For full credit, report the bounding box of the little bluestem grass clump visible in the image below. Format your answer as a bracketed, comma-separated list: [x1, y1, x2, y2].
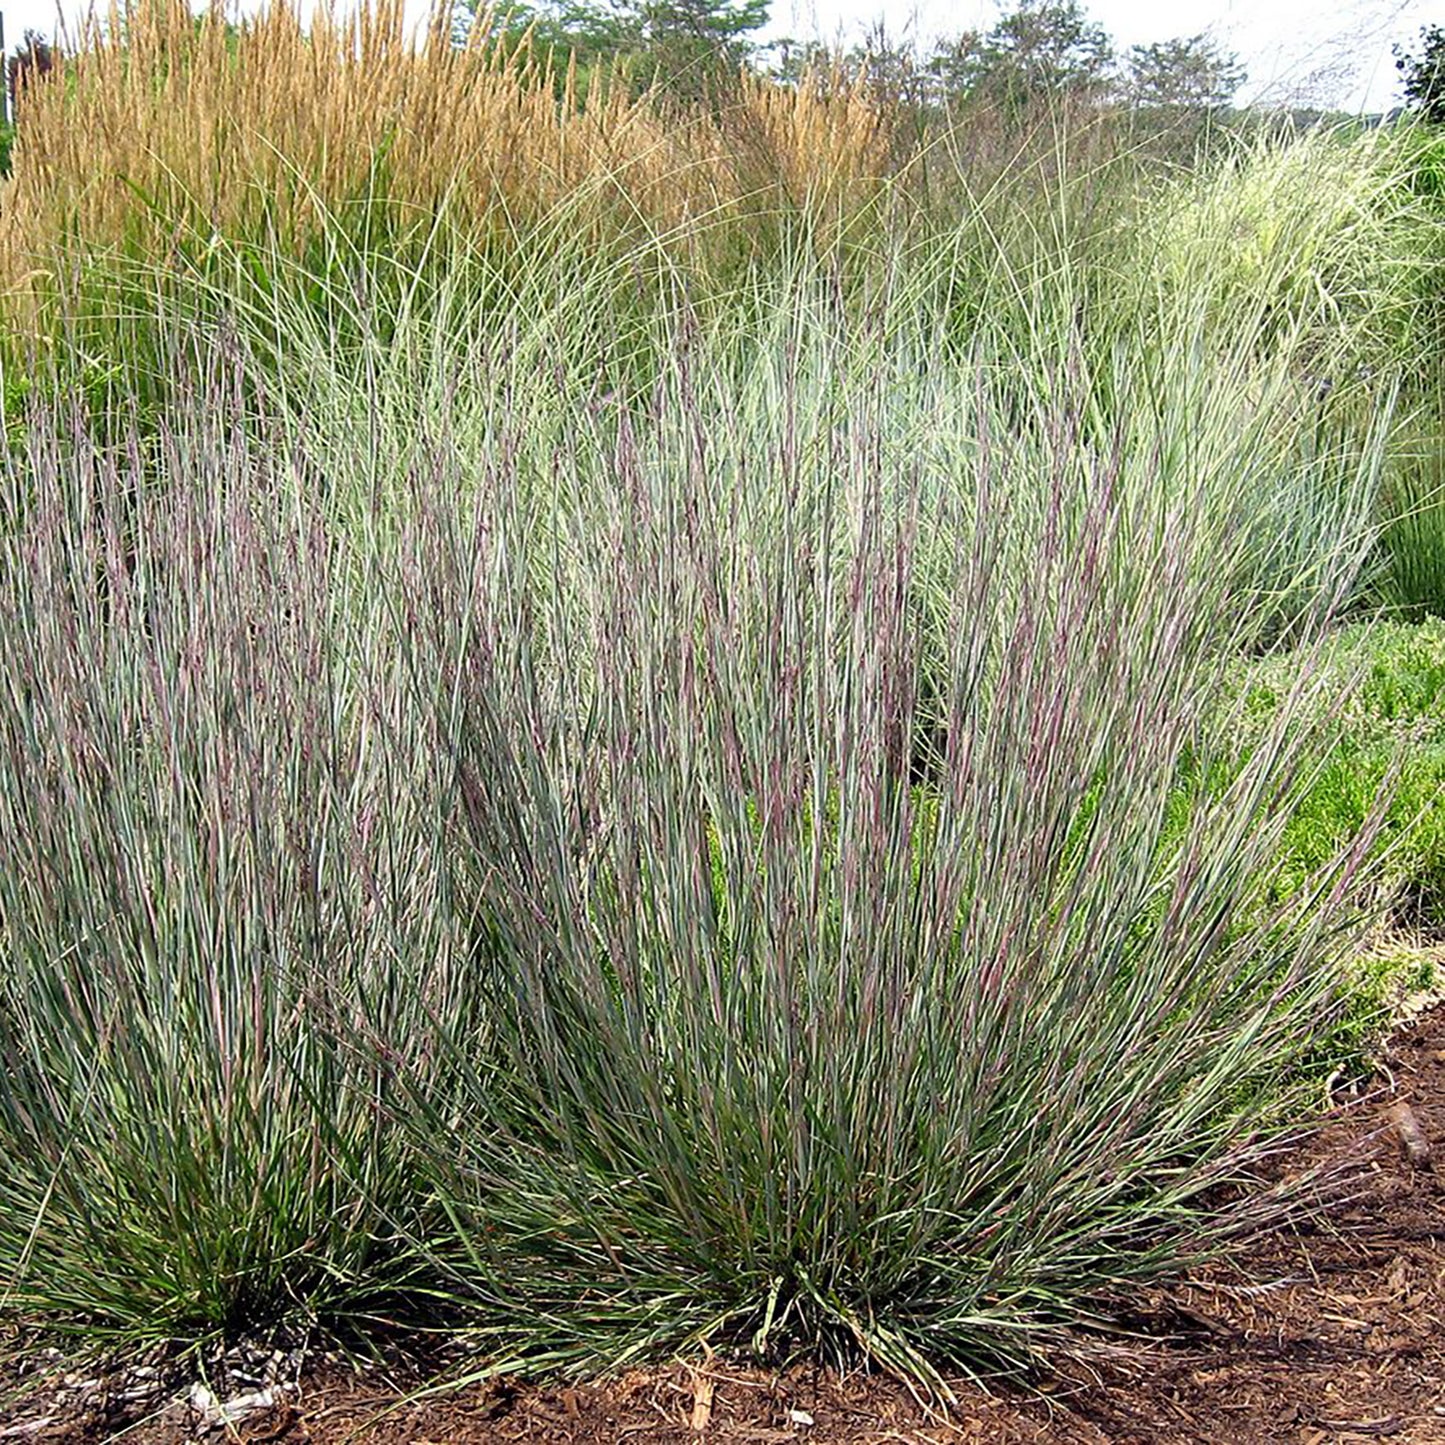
[358, 271, 1387, 1377]
[0, 371, 467, 1338]
[0, 229, 1400, 1378]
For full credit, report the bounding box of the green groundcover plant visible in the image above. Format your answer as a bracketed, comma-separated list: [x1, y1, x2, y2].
[1239, 619, 1445, 932]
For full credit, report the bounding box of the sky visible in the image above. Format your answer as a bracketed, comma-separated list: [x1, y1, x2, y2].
[0, 0, 1435, 113]
[762, 0, 1437, 111]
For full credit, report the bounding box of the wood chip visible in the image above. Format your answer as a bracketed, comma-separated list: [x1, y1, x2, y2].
[0, 1420, 56, 1439]
[1311, 1416, 1402, 1437]
[1387, 1101, 1432, 1169]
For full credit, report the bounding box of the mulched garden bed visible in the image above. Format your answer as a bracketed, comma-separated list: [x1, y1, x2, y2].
[4, 1007, 1443, 1445]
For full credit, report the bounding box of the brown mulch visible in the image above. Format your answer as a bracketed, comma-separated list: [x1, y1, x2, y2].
[3, 1009, 1444, 1445]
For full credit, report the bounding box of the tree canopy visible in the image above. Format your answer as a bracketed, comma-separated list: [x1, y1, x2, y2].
[1126, 34, 1245, 111]
[456, 0, 770, 97]
[1396, 24, 1445, 124]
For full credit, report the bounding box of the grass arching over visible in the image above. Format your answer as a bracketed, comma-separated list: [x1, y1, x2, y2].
[0, 233, 1401, 1380]
[372, 287, 1391, 1380]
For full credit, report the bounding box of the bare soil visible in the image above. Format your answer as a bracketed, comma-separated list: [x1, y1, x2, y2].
[4, 1008, 1444, 1445]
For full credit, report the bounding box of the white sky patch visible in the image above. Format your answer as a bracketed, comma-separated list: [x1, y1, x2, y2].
[763, 0, 1433, 110]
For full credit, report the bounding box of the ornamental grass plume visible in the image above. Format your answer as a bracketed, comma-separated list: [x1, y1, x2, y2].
[0, 0, 889, 311]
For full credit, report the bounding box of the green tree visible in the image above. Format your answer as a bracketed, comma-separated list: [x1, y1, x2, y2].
[451, 3, 630, 60]
[926, 30, 991, 106]
[456, 0, 768, 101]
[632, 0, 768, 98]
[769, 35, 835, 86]
[7, 29, 55, 114]
[848, 21, 930, 109]
[1396, 24, 1445, 124]
[531, 1, 638, 61]
[927, 1, 1113, 113]
[1126, 34, 1245, 111]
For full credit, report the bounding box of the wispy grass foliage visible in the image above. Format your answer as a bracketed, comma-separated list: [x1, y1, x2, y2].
[0, 249, 1393, 1373]
[286, 251, 1390, 1376]
[0, 360, 467, 1339]
[1138, 128, 1443, 386]
[1375, 387, 1445, 618]
[1122, 125, 1445, 633]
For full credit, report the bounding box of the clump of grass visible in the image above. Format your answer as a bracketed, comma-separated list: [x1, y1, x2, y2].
[1374, 389, 1445, 619]
[1117, 126, 1445, 634]
[0, 132, 1409, 1384]
[1138, 127, 1442, 384]
[0, 364, 466, 1340]
[0, 0, 908, 442]
[0, 0, 888, 316]
[352, 262, 1390, 1378]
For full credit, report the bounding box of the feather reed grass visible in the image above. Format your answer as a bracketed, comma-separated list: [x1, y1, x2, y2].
[0, 0, 888, 307]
